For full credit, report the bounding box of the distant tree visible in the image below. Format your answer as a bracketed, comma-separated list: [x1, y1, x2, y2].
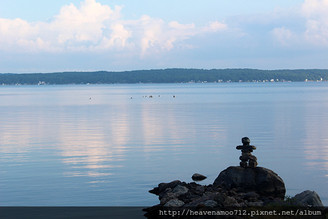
[0, 69, 327, 85]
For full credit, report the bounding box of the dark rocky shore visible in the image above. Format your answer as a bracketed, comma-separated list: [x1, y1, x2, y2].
[146, 167, 322, 209]
[144, 138, 325, 218]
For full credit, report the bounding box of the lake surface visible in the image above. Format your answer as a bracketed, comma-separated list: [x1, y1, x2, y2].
[0, 82, 327, 206]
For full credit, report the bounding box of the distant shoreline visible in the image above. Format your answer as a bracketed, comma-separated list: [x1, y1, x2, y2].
[1, 68, 328, 85]
[1, 81, 328, 87]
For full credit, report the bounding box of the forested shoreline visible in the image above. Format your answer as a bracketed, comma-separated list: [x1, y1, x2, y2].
[1, 68, 328, 85]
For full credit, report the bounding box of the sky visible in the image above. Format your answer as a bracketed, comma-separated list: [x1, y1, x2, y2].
[0, 0, 327, 73]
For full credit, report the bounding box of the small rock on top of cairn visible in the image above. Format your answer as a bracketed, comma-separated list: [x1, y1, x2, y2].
[236, 137, 258, 168]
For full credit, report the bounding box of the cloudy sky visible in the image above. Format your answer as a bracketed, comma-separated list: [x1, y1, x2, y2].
[0, 0, 327, 73]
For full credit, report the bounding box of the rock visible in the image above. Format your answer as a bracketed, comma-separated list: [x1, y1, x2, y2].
[159, 188, 172, 199]
[172, 185, 189, 196]
[192, 173, 207, 181]
[247, 201, 264, 207]
[158, 180, 182, 192]
[213, 166, 286, 199]
[164, 199, 185, 207]
[159, 185, 189, 205]
[148, 187, 159, 195]
[203, 200, 218, 208]
[145, 165, 324, 218]
[160, 192, 176, 205]
[194, 185, 205, 195]
[149, 180, 182, 195]
[292, 190, 324, 207]
[223, 196, 239, 207]
[243, 191, 260, 201]
[183, 191, 224, 207]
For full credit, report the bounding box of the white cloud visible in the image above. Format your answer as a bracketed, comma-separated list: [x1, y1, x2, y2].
[102, 23, 131, 49]
[127, 16, 226, 56]
[302, 0, 328, 45]
[0, 18, 36, 50]
[51, 0, 113, 44]
[202, 21, 227, 33]
[271, 0, 328, 47]
[271, 27, 294, 45]
[0, 0, 226, 55]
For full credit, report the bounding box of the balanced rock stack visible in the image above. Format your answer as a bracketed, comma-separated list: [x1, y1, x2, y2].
[144, 137, 324, 216]
[236, 137, 258, 168]
[215, 137, 285, 199]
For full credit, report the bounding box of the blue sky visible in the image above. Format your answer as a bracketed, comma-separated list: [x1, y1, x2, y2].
[0, 0, 327, 73]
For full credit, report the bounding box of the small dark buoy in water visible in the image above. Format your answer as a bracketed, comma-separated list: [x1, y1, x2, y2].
[192, 173, 207, 181]
[173, 95, 176, 98]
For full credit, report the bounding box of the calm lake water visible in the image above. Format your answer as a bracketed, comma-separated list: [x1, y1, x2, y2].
[0, 82, 327, 206]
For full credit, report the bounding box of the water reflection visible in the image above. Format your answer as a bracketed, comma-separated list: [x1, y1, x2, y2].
[56, 106, 130, 178]
[0, 107, 58, 158]
[1, 84, 328, 206]
[141, 105, 189, 152]
[303, 102, 328, 173]
[56, 102, 227, 174]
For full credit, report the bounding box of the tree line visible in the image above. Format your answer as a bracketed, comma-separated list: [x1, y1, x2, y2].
[0, 68, 327, 85]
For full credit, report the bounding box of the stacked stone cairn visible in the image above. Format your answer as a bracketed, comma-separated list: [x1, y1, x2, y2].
[144, 137, 324, 217]
[236, 137, 257, 168]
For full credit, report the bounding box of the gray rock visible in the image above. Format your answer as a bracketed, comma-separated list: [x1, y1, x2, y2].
[223, 196, 238, 207]
[149, 180, 181, 195]
[213, 192, 226, 205]
[184, 193, 223, 207]
[192, 173, 207, 181]
[213, 166, 285, 199]
[159, 185, 189, 204]
[245, 191, 259, 198]
[194, 185, 205, 195]
[159, 188, 172, 199]
[247, 201, 264, 207]
[164, 199, 185, 207]
[203, 200, 218, 208]
[172, 185, 189, 196]
[158, 180, 182, 193]
[292, 190, 323, 207]
[160, 192, 176, 205]
[243, 191, 260, 201]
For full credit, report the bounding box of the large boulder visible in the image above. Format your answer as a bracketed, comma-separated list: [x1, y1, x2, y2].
[213, 166, 286, 199]
[292, 190, 324, 207]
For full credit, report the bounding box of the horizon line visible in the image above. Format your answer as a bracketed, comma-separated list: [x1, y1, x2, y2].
[2, 68, 328, 75]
